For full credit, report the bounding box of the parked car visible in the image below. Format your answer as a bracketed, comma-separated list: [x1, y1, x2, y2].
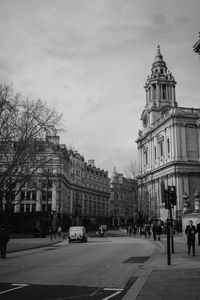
[68, 226, 87, 243]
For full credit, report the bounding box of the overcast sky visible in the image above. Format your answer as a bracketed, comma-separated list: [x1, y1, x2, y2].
[0, 0, 199, 175]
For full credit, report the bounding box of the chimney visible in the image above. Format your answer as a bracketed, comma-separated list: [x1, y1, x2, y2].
[88, 159, 95, 167]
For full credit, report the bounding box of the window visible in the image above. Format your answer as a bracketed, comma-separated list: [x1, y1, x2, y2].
[159, 141, 163, 157]
[21, 191, 25, 201]
[167, 138, 170, 154]
[48, 180, 53, 188]
[144, 150, 148, 165]
[26, 191, 31, 200]
[42, 191, 46, 201]
[162, 84, 166, 99]
[47, 191, 52, 201]
[32, 191, 36, 201]
[32, 204, 36, 212]
[154, 146, 157, 160]
[20, 204, 24, 213]
[26, 204, 30, 212]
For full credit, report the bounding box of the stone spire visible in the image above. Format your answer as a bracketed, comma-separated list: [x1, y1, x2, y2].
[152, 45, 167, 72]
[144, 45, 177, 110]
[141, 46, 177, 127]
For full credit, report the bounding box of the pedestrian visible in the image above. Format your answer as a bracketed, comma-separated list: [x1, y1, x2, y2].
[185, 220, 197, 256]
[128, 225, 132, 236]
[0, 226, 9, 258]
[146, 224, 151, 238]
[133, 225, 137, 236]
[58, 226, 62, 238]
[156, 224, 162, 241]
[152, 223, 157, 241]
[197, 223, 200, 246]
[49, 226, 53, 240]
[99, 226, 104, 237]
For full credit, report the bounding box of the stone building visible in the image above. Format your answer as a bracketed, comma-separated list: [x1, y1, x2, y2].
[136, 46, 200, 224]
[0, 136, 110, 232]
[110, 168, 137, 227]
[69, 152, 110, 229]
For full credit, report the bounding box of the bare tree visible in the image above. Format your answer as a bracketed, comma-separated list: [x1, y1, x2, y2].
[0, 83, 64, 212]
[124, 161, 139, 179]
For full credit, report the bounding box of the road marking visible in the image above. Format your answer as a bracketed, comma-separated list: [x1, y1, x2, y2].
[102, 288, 123, 300]
[0, 283, 29, 295]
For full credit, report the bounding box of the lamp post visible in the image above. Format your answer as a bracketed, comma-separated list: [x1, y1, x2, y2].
[45, 168, 50, 234]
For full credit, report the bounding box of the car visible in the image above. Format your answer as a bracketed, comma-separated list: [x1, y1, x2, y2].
[68, 226, 87, 243]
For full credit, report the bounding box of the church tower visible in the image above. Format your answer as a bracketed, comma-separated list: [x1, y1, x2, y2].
[141, 46, 177, 129]
[136, 46, 200, 225]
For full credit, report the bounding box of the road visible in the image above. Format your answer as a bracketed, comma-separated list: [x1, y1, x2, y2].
[0, 233, 156, 299]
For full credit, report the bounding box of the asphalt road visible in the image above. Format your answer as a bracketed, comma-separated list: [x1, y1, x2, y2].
[0, 234, 155, 299]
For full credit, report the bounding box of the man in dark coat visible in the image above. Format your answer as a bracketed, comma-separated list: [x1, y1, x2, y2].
[156, 224, 162, 241]
[185, 220, 197, 256]
[152, 223, 157, 241]
[0, 226, 9, 258]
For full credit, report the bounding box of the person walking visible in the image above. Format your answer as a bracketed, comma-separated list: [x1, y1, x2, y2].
[127, 225, 132, 236]
[152, 223, 157, 241]
[146, 224, 151, 238]
[0, 226, 9, 258]
[185, 220, 197, 256]
[156, 224, 162, 241]
[58, 226, 62, 238]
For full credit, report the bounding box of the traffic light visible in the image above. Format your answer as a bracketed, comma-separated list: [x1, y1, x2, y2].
[168, 186, 177, 206]
[164, 189, 169, 209]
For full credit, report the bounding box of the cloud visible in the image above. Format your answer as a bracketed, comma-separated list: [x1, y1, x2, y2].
[0, 0, 200, 175]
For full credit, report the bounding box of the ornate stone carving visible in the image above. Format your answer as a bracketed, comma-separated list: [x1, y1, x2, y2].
[182, 192, 189, 214]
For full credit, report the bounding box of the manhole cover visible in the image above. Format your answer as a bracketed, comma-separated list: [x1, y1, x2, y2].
[123, 256, 149, 263]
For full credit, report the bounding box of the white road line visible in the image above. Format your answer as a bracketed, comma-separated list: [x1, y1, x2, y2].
[103, 288, 123, 300]
[0, 283, 29, 295]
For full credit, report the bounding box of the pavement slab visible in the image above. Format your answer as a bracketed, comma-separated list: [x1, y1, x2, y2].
[123, 234, 200, 300]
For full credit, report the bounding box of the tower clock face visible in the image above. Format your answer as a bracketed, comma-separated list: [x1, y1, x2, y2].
[143, 114, 149, 128]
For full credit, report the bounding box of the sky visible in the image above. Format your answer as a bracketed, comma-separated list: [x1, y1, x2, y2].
[0, 0, 199, 176]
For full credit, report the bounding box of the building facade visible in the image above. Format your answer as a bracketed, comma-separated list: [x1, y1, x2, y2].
[1, 136, 110, 232]
[110, 168, 138, 227]
[136, 46, 200, 224]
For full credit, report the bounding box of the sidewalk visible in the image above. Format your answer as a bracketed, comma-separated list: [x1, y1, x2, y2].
[123, 234, 200, 300]
[7, 235, 64, 253]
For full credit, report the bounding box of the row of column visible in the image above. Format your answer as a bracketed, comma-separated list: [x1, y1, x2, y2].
[146, 83, 176, 104]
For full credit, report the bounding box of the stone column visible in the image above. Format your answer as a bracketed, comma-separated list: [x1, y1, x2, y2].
[36, 189, 42, 212]
[196, 119, 200, 162]
[52, 180, 57, 212]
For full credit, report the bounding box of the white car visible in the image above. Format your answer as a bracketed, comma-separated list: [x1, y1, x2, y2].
[68, 226, 87, 243]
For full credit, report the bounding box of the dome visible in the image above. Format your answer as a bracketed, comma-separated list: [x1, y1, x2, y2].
[110, 167, 119, 183]
[152, 45, 167, 69]
[110, 167, 118, 178]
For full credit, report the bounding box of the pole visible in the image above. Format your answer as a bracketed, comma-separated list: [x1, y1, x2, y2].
[46, 168, 50, 236]
[169, 204, 174, 253]
[167, 218, 171, 265]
